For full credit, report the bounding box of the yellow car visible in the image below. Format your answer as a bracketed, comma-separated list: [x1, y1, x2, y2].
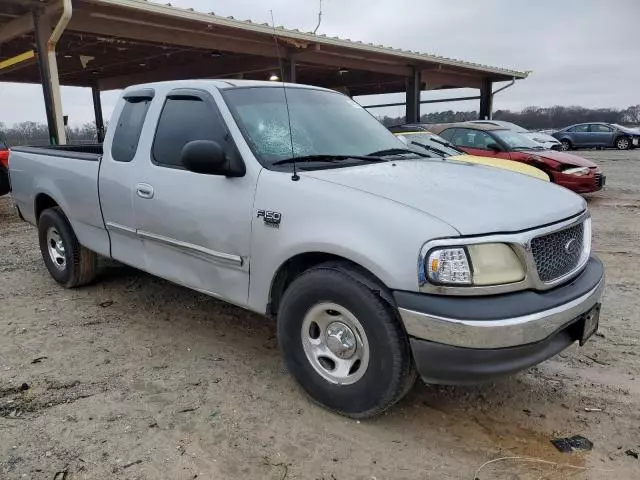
[393, 131, 549, 181]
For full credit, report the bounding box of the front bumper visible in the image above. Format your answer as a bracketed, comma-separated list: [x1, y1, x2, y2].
[395, 257, 605, 384]
[552, 171, 604, 194]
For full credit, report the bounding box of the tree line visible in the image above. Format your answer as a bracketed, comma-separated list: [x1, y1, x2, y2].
[0, 121, 99, 146]
[379, 104, 640, 130]
[2, 104, 639, 145]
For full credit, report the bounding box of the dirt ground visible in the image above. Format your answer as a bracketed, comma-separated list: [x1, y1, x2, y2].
[1, 149, 639, 480]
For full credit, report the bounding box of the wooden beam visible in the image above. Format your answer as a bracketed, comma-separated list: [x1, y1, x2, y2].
[421, 70, 483, 89]
[69, 10, 281, 59]
[293, 50, 411, 77]
[98, 57, 279, 90]
[0, 12, 34, 44]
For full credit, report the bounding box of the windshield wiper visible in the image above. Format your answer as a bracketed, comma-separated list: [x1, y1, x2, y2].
[409, 141, 448, 157]
[272, 154, 386, 166]
[429, 137, 462, 151]
[366, 148, 426, 158]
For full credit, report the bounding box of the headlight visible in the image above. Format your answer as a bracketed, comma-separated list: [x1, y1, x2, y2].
[563, 167, 590, 176]
[467, 244, 525, 285]
[427, 248, 471, 285]
[426, 244, 524, 286]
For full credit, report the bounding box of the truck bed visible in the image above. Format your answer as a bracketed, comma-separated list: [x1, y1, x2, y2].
[9, 144, 111, 257]
[11, 143, 103, 160]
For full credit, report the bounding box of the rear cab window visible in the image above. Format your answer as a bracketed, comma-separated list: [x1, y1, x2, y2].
[111, 91, 153, 162]
[152, 91, 234, 168]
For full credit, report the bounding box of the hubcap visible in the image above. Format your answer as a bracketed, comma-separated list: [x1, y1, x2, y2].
[46, 227, 66, 270]
[561, 141, 570, 151]
[301, 302, 369, 385]
[618, 138, 629, 149]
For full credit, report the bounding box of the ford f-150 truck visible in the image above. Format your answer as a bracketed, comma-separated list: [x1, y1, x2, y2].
[9, 80, 605, 418]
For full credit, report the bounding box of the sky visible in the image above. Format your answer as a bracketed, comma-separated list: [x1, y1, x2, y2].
[0, 0, 638, 126]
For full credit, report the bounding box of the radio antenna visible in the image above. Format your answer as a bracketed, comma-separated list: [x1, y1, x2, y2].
[270, 10, 299, 181]
[313, 0, 323, 34]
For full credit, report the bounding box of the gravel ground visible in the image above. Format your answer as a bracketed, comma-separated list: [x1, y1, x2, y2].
[1, 149, 639, 480]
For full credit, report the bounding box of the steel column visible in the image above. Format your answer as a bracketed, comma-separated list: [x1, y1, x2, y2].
[282, 58, 296, 83]
[405, 68, 421, 123]
[479, 78, 493, 120]
[92, 85, 105, 143]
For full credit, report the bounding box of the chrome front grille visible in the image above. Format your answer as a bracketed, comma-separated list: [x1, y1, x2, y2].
[531, 222, 584, 282]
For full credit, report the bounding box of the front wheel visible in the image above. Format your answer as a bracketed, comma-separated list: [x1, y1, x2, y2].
[38, 207, 97, 287]
[616, 136, 630, 150]
[560, 139, 572, 151]
[277, 263, 416, 418]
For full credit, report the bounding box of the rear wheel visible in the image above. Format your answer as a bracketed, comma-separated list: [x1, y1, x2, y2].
[616, 136, 630, 150]
[38, 208, 97, 287]
[277, 263, 416, 418]
[560, 139, 572, 151]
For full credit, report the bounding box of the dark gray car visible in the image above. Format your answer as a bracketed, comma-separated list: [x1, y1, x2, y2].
[552, 122, 640, 151]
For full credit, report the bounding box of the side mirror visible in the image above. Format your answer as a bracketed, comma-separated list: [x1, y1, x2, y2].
[181, 140, 245, 177]
[486, 142, 502, 152]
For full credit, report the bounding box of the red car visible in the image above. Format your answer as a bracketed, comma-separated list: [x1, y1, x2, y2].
[429, 123, 605, 194]
[0, 140, 9, 196]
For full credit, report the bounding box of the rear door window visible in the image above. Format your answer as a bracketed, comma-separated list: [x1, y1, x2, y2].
[152, 95, 228, 168]
[111, 98, 151, 162]
[590, 124, 612, 133]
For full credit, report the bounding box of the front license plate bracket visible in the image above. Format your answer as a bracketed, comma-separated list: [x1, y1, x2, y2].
[580, 304, 600, 346]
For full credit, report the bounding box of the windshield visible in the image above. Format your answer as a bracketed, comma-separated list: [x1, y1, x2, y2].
[396, 133, 463, 157]
[222, 87, 409, 166]
[492, 130, 543, 150]
[497, 121, 528, 133]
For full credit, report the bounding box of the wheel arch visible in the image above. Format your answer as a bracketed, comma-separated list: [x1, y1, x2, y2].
[268, 252, 396, 317]
[614, 134, 630, 146]
[34, 192, 62, 222]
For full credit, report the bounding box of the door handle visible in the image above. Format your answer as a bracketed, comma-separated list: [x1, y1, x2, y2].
[136, 183, 154, 199]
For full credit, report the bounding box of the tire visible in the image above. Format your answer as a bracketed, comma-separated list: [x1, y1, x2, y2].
[38, 207, 97, 288]
[277, 263, 416, 418]
[560, 139, 572, 151]
[616, 136, 630, 150]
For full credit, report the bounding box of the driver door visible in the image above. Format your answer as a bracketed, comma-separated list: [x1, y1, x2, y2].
[132, 88, 257, 306]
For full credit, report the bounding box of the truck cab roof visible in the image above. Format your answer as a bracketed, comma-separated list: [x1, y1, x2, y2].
[122, 79, 333, 93]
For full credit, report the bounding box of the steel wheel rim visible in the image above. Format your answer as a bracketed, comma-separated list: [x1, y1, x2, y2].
[618, 138, 629, 149]
[46, 227, 66, 270]
[301, 302, 370, 385]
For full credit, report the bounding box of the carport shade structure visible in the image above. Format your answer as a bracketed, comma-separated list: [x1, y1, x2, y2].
[0, 0, 528, 144]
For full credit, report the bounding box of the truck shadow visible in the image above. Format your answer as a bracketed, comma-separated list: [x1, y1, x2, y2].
[90, 262, 592, 476]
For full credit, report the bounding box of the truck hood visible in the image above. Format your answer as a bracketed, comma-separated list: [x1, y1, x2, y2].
[537, 150, 598, 168]
[303, 159, 586, 236]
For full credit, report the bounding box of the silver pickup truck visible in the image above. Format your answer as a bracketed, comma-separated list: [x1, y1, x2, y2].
[9, 80, 605, 418]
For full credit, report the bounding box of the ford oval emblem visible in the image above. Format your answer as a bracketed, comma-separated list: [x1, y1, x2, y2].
[564, 238, 578, 255]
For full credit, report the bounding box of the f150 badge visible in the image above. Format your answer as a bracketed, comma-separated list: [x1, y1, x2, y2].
[257, 210, 282, 228]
